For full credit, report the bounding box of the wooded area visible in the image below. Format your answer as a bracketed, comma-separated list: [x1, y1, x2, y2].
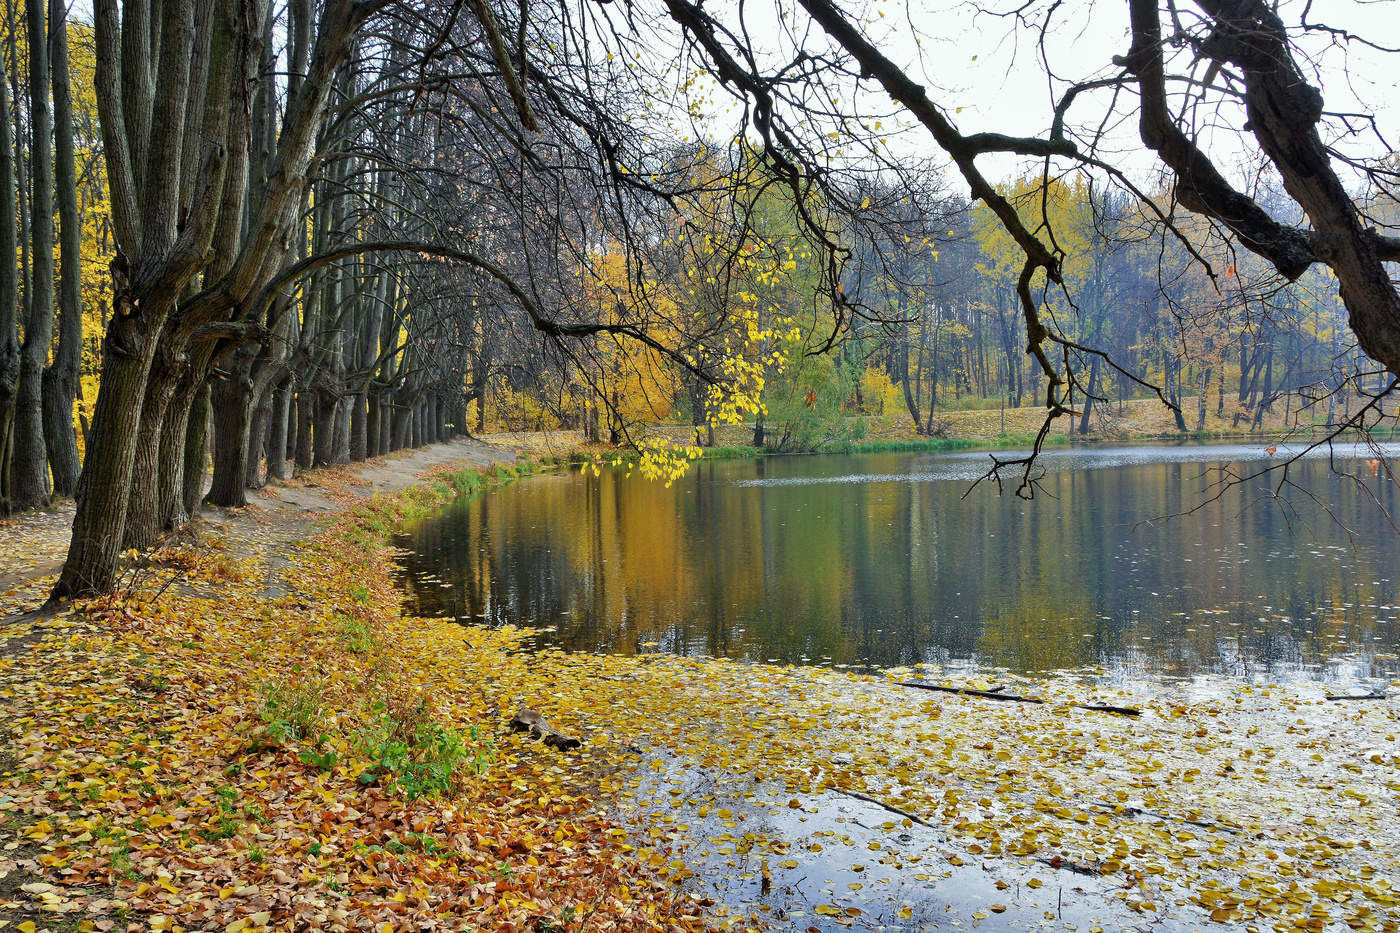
[0, 0, 1395, 597]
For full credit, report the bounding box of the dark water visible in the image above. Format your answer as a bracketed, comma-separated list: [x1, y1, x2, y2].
[395, 442, 1400, 681]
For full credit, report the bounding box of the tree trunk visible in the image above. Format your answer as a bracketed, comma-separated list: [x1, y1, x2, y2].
[123, 349, 183, 549]
[1196, 368, 1209, 432]
[391, 397, 411, 451]
[349, 388, 368, 460]
[13, 0, 55, 511]
[206, 369, 254, 507]
[898, 324, 921, 431]
[182, 380, 210, 516]
[42, 0, 81, 496]
[245, 390, 271, 487]
[295, 388, 314, 470]
[314, 386, 337, 467]
[0, 50, 20, 516]
[52, 302, 165, 599]
[1077, 356, 1100, 434]
[332, 387, 351, 463]
[266, 375, 291, 479]
[366, 390, 382, 458]
[157, 386, 194, 531]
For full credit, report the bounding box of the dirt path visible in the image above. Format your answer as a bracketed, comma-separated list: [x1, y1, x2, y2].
[0, 436, 521, 629]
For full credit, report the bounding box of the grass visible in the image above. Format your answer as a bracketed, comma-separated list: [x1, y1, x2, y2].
[253, 676, 326, 746]
[356, 689, 493, 800]
[339, 615, 375, 654]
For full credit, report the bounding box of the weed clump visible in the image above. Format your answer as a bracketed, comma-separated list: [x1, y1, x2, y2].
[356, 688, 493, 799]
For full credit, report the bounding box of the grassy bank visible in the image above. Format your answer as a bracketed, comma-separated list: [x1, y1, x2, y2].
[502, 415, 1400, 471]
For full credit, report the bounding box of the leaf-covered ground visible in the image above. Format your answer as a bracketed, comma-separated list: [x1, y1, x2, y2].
[2, 447, 1399, 933]
[0, 452, 712, 932]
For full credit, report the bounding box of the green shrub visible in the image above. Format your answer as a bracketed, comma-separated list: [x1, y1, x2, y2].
[357, 694, 493, 800]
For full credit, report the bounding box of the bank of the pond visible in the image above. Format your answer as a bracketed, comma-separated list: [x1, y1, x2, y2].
[0, 452, 714, 933]
[506, 423, 1400, 471]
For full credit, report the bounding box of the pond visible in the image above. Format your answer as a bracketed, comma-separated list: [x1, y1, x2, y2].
[396, 441, 1400, 683]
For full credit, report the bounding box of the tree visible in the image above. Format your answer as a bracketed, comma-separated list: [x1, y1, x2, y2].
[41, 0, 82, 496]
[12, 0, 53, 511]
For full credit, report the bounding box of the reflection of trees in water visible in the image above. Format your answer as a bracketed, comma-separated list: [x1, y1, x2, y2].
[396, 453, 1400, 679]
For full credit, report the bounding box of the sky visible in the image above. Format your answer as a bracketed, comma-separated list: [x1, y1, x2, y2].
[652, 0, 1400, 193]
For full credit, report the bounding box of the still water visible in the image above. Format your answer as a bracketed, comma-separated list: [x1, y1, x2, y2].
[396, 442, 1400, 681]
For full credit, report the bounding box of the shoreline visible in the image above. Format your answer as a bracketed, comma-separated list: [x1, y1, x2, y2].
[0, 446, 712, 933]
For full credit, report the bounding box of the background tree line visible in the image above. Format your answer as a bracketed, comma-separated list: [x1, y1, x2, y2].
[0, 0, 1396, 597]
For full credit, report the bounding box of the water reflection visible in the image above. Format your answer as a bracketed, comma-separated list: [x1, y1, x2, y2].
[396, 444, 1400, 681]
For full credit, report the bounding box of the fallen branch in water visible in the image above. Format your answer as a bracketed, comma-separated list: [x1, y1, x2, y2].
[1088, 800, 1240, 834]
[830, 787, 939, 831]
[897, 682, 1043, 704]
[1038, 854, 1102, 876]
[1074, 702, 1141, 717]
[897, 682, 1140, 716]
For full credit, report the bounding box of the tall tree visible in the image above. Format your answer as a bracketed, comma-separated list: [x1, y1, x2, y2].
[0, 41, 18, 515]
[42, 0, 81, 495]
[12, 0, 53, 510]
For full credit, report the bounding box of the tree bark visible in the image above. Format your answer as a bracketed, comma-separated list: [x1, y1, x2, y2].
[123, 346, 183, 549]
[294, 387, 313, 470]
[206, 368, 253, 506]
[13, 0, 55, 511]
[181, 378, 210, 515]
[245, 390, 271, 487]
[42, 0, 81, 496]
[266, 375, 291, 479]
[52, 297, 165, 598]
[0, 50, 20, 516]
[313, 384, 337, 467]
